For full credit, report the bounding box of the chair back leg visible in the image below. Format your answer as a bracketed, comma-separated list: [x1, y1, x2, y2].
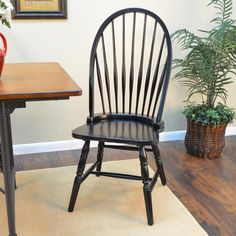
[68, 140, 90, 212]
[139, 147, 154, 225]
[96, 141, 104, 177]
[152, 144, 166, 185]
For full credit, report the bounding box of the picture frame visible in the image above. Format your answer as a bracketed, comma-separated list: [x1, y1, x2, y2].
[11, 0, 67, 19]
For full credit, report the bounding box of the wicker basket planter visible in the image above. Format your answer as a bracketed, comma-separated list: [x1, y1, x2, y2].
[185, 119, 228, 159]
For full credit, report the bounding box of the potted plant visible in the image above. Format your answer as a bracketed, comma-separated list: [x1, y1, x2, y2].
[172, 0, 236, 159]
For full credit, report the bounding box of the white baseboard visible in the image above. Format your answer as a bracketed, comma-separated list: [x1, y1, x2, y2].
[225, 126, 236, 136]
[13, 126, 236, 155]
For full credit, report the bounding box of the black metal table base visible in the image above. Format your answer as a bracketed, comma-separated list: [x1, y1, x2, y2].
[0, 149, 3, 191]
[0, 186, 5, 193]
[0, 154, 4, 193]
[1, 147, 17, 195]
[0, 172, 17, 194]
[0, 101, 25, 236]
[0, 170, 5, 194]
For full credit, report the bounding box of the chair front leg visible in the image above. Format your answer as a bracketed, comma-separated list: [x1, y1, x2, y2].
[152, 143, 166, 186]
[96, 141, 104, 177]
[68, 140, 90, 212]
[139, 147, 153, 225]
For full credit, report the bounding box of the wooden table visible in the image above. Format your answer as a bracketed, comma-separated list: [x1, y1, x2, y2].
[0, 63, 82, 236]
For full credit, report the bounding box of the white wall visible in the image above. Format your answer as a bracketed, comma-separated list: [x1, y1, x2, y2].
[1, 0, 236, 145]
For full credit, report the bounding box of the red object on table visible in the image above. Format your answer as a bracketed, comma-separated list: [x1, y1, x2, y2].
[0, 33, 7, 76]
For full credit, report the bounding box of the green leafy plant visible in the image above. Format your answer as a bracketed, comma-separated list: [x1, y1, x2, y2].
[184, 103, 235, 125]
[172, 0, 236, 124]
[0, 0, 13, 28]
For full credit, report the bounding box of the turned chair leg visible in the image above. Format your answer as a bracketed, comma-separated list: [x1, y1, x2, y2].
[139, 147, 153, 225]
[68, 140, 90, 212]
[96, 141, 104, 177]
[152, 144, 166, 186]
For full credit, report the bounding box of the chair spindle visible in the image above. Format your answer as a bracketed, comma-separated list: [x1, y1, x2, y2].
[147, 35, 165, 116]
[141, 20, 158, 115]
[135, 14, 147, 114]
[122, 14, 126, 113]
[101, 34, 112, 113]
[111, 21, 119, 113]
[95, 54, 105, 114]
[129, 12, 136, 114]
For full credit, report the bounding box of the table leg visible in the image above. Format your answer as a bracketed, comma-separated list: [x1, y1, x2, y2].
[1, 146, 17, 194]
[0, 102, 17, 236]
[0, 150, 5, 193]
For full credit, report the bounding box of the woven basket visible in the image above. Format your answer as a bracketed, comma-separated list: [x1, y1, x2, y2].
[185, 120, 227, 159]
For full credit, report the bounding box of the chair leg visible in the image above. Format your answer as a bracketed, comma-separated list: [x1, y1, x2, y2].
[96, 141, 104, 177]
[68, 140, 90, 212]
[152, 144, 166, 186]
[139, 147, 153, 225]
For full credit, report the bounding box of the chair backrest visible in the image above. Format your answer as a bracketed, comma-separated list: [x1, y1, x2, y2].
[88, 8, 172, 126]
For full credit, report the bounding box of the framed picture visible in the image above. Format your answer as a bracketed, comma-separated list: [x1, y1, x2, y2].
[11, 0, 67, 19]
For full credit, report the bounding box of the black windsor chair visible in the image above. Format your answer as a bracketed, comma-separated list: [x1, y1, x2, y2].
[68, 8, 172, 225]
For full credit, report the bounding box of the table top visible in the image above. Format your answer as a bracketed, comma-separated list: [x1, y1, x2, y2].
[0, 62, 82, 101]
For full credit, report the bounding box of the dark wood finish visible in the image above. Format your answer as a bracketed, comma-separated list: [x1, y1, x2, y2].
[122, 14, 126, 114]
[139, 147, 153, 225]
[91, 171, 151, 181]
[156, 138, 236, 236]
[129, 13, 136, 114]
[13, 136, 236, 236]
[152, 143, 166, 185]
[11, 0, 67, 19]
[111, 21, 119, 113]
[0, 63, 81, 100]
[147, 36, 165, 116]
[135, 14, 147, 115]
[103, 144, 154, 152]
[68, 141, 90, 212]
[142, 20, 157, 115]
[88, 8, 172, 124]
[95, 54, 105, 114]
[96, 141, 104, 175]
[72, 119, 162, 145]
[69, 8, 172, 225]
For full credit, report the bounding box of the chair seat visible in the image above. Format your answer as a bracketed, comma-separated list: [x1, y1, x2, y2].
[72, 119, 164, 145]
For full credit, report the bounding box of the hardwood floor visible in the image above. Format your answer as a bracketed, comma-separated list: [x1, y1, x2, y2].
[10, 136, 236, 236]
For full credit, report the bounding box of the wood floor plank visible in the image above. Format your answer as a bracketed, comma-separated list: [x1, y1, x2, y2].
[4, 136, 236, 236]
[148, 137, 236, 236]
